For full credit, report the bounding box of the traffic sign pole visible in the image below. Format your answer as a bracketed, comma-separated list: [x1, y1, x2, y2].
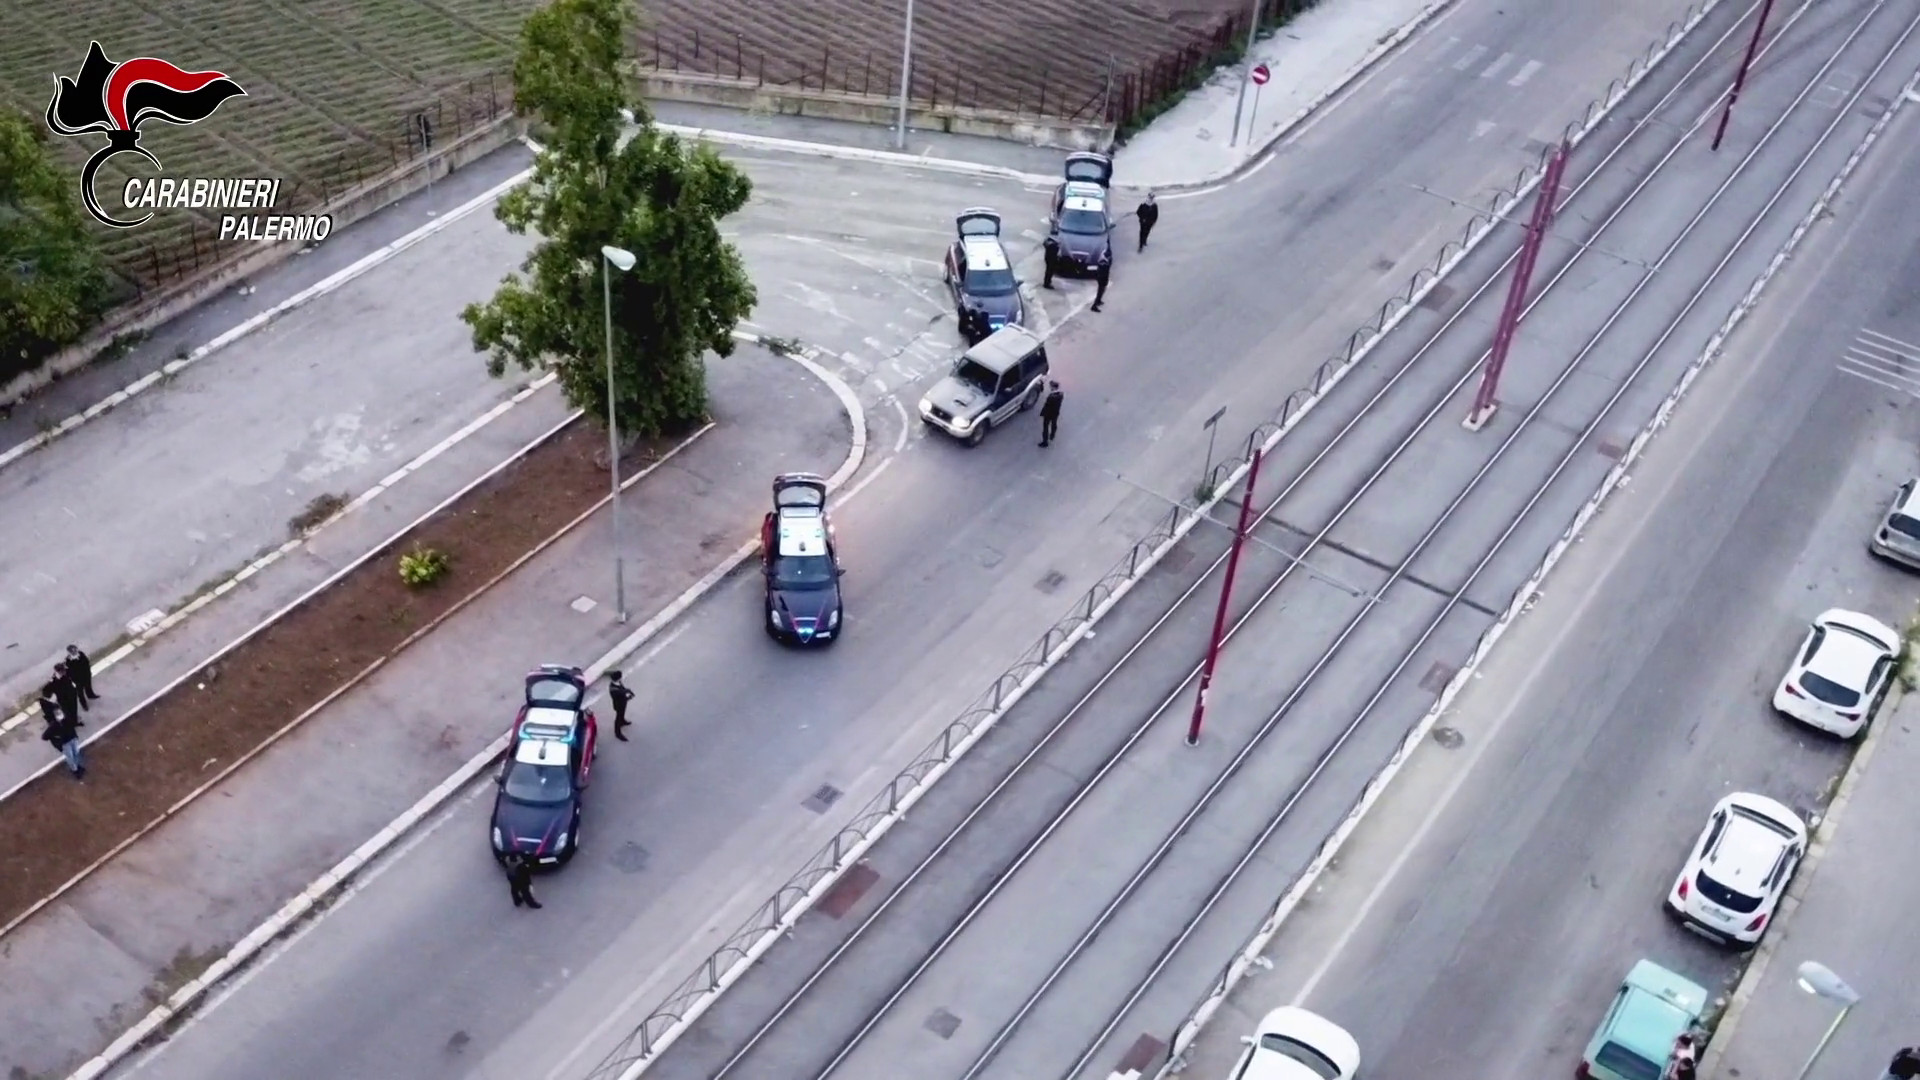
[1248, 65, 1268, 138]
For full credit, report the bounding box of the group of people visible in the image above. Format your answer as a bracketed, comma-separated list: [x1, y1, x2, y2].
[1041, 191, 1160, 314]
[37, 645, 100, 780]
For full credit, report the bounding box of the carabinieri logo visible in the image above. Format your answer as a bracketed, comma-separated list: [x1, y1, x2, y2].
[45, 41, 333, 244]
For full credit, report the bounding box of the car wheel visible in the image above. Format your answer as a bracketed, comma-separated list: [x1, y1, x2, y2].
[1020, 384, 1042, 411]
[965, 420, 990, 446]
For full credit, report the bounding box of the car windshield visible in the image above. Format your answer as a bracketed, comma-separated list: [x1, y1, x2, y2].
[1891, 513, 1920, 540]
[963, 265, 1016, 296]
[773, 553, 836, 590]
[527, 676, 580, 704]
[953, 359, 1000, 395]
[1255, 1036, 1341, 1080]
[1695, 870, 1764, 913]
[1799, 671, 1861, 707]
[1059, 208, 1107, 235]
[1595, 1041, 1662, 1080]
[502, 760, 572, 805]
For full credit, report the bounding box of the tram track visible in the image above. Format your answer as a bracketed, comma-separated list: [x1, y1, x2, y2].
[627, 0, 1920, 1076]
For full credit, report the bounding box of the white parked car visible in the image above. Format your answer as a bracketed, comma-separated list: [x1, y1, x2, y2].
[1229, 1006, 1360, 1080]
[1771, 608, 1900, 738]
[1868, 477, 1920, 569]
[1665, 792, 1806, 946]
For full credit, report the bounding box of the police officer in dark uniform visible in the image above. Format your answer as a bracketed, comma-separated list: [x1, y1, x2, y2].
[67, 645, 100, 702]
[1091, 259, 1110, 313]
[504, 853, 541, 909]
[608, 670, 634, 742]
[1136, 192, 1159, 251]
[1042, 237, 1060, 289]
[51, 663, 83, 720]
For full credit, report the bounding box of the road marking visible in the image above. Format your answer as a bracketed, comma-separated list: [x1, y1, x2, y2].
[1860, 326, 1920, 358]
[891, 398, 911, 454]
[1508, 59, 1544, 86]
[1480, 51, 1515, 80]
[1452, 44, 1489, 71]
[1837, 330, 1920, 394]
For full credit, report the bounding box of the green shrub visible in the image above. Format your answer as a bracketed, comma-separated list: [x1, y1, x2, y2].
[398, 545, 451, 588]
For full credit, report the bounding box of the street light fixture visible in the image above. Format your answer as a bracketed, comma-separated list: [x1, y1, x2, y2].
[1792, 960, 1861, 1080]
[601, 245, 637, 623]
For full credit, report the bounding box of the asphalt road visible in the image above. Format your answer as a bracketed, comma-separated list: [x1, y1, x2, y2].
[1175, 61, 1920, 1080]
[95, 0, 1750, 1077]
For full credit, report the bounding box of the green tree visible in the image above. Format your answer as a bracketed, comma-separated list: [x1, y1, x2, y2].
[0, 108, 111, 381]
[462, 0, 757, 437]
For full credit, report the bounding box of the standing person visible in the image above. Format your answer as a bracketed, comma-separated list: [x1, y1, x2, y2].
[1091, 259, 1110, 313]
[1136, 192, 1159, 251]
[504, 853, 541, 909]
[51, 663, 83, 720]
[66, 645, 100, 703]
[39, 686, 65, 727]
[608, 670, 634, 742]
[43, 711, 85, 780]
[1888, 1048, 1920, 1079]
[1039, 380, 1064, 448]
[1664, 1034, 1697, 1080]
[1041, 237, 1060, 289]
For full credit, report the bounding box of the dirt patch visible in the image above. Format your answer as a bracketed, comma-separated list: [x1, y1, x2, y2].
[0, 419, 681, 929]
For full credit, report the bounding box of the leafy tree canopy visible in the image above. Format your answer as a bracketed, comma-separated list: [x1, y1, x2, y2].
[463, 0, 757, 437]
[0, 108, 111, 379]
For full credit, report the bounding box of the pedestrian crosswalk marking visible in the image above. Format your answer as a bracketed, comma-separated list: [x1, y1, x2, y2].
[1509, 59, 1544, 87]
[1838, 329, 1920, 394]
[1480, 52, 1515, 80]
[1452, 44, 1490, 71]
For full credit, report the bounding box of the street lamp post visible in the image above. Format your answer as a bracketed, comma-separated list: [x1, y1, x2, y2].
[601, 245, 637, 623]
[1227, 0, 1264, 148]
[1792, 960, 1862, 1080]
[893, 0, 916, 150]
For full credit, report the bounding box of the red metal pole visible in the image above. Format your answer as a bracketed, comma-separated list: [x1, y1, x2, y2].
[1467, 141, 1568, 429]
[1188, 447, 1264, 746]
[1712, 0, 1776, 152]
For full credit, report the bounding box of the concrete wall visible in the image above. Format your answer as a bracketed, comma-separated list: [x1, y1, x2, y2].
[3, 112, 527, 409]
[633, 69, 1115, 151]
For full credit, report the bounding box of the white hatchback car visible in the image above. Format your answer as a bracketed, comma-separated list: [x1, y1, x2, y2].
[1229, 1006, 1360, 1080]
[1772, 608, 1899, 738]
[1665, 792, 1806, 946]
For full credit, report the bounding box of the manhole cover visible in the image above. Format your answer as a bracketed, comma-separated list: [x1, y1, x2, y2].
[924, 1008, 962, 1040]
[803, 784, 844, 814]
[1595, 436, 1628, 460]
[612, 841, 650, 874]
[1432, 726, 1466, 749]
[1037, 570, 1067, 594]
[818, 863, 881, 919]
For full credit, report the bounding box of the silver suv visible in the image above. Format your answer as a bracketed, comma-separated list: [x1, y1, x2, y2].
[918, 325, 1050, 446]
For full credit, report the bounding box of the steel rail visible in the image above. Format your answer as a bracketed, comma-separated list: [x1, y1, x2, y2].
[1039, 5, 1920, 1077]
[702, 3, 1800, 1077]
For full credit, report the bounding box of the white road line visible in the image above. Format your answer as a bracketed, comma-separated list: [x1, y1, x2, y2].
[1509, 59, 1545, 87]
[1846, 338, 1919, 366]
[1837, 362, 1920, 394]
[1860, 326, 1920, 359]
[1842, 347, 1920, 378]
[0, 166, 534, 475]
[1480, 51, 1515, 80]
[891, 398, 911, 454]
[1452, 44, 1489, 71]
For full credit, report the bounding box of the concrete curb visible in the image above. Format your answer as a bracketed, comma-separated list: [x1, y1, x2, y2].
[0, 371, 558, 742]
[63, 333, 867, 1080]
[1153, 42, 1915, 1080]
[651, 122, 1059, 186]
[1695, 684, 1902, 1079]
[1156, 0, 1463, 195]
[0, 163, 535, 476]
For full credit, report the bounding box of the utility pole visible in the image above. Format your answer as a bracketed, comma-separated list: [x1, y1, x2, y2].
[1712, 0, 1776, 151]
[1188, 447, 1263, 746]
[1465, 140, 1568, 431]
[1226, 0, 1264, 148]
[893, 0, 916, 150]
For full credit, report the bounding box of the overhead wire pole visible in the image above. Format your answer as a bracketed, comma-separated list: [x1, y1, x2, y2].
[1712, 0, 1777, 151]
[1188, 447, 1263, 746]
[1465, 140, 1569, 431]
[893, 0, 916, 150]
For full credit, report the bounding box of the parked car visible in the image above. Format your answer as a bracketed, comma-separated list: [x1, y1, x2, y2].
[1868, 477, 1920, 568]
[943, 208, 1025, 344]
[1664, 792, 1806, 947]
[1227, 1006, 1360, 1080]
[1771, 608, 1900, 738]
[490, 666, 597, 867]
[1577, 960, 1707, 1080]
[761, 472, 843, 645]
[917, 324, 1050, 446]
[1047, 151, 1114, 277]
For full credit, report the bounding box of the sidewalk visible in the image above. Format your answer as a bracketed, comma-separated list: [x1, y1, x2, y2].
[1703, 688, 1920, 1080]
[0, 344, 854, 1080]
[1115, 0, 1448, 188]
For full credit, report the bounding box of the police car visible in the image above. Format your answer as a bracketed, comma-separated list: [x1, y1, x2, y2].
[490, 665, 598, 867]
[761, 473, 844, 644]
[943, 208, 1026, 344]
[1047, 152, 1114, 276]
